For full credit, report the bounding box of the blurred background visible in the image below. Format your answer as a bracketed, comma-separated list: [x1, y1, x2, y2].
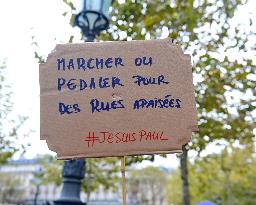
[0, 0, 255, 205]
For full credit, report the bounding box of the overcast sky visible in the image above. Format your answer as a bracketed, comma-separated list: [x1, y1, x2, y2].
[0, 0, 255, 168]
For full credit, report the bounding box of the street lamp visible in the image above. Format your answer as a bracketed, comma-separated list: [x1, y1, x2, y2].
[54, 1, 113, 205]
[75, 0, 113, 41]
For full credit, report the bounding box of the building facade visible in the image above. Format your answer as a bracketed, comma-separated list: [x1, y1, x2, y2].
[0, 158, 140, 205]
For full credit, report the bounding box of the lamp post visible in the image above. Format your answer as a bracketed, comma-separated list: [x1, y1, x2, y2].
[54, 1, 113, 205]
[75, 0, 113, 42]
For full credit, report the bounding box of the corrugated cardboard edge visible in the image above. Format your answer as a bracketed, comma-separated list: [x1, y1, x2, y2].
[57, 149, 183, 160]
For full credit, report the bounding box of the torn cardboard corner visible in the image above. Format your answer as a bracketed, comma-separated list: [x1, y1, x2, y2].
[39, 38, 198, 160]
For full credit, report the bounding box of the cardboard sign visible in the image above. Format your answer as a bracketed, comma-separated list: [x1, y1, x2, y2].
[40, 39, 197, 159]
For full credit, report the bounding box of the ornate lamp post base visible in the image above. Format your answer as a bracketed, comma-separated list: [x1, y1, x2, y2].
[54, 160, 86, 205]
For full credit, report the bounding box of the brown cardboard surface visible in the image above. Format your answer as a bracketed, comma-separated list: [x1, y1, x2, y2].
[39, 39, 198, 159]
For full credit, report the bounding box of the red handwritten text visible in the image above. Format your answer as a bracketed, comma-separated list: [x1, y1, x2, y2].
[84, 130, 168, 148]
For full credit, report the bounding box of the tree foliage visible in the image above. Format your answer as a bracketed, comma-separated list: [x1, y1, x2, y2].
[0, 60, 27, 164]
[38, 155, 63, 186]
[128, 166, 168, 205]
[166, 145, 256, 205]
[82, 158, 120, 201]
[0, 173, 24, 203]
